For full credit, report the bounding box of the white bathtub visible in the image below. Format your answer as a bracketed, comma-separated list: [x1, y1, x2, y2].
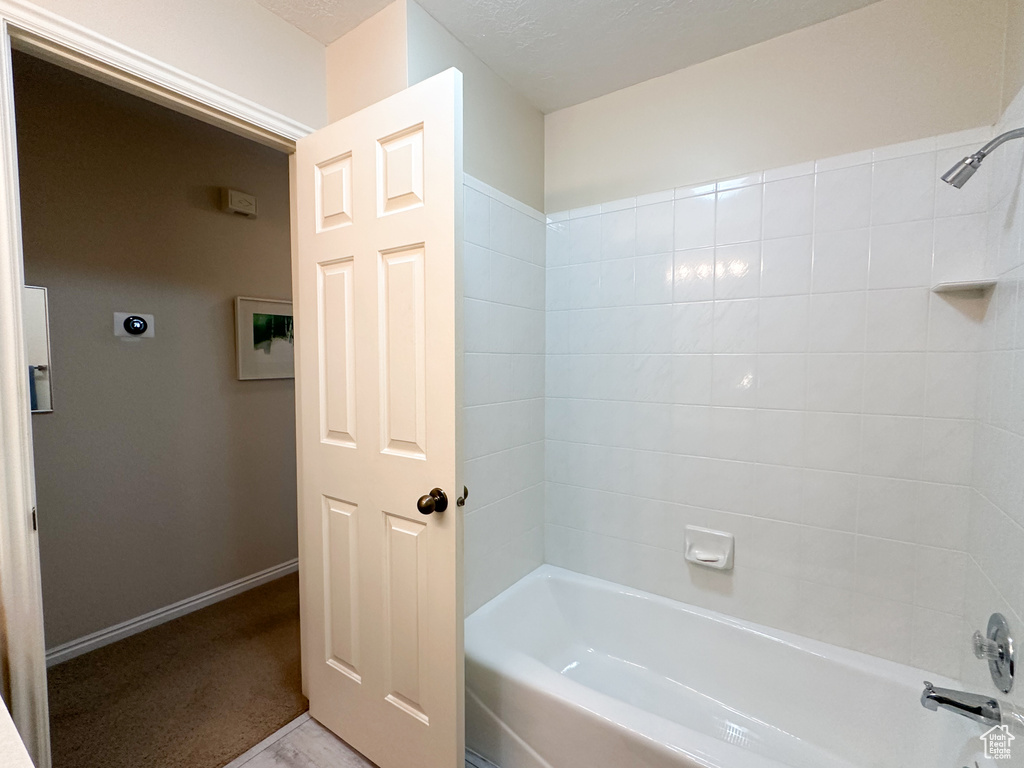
[465, 566, 985, 768]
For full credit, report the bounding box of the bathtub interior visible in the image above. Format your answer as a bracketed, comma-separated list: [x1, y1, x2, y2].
[466, 566, 983, 768]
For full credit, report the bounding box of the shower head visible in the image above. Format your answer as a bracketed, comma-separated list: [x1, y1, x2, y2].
[941, 126, 1024, 188]
[941, 156, 982, 188]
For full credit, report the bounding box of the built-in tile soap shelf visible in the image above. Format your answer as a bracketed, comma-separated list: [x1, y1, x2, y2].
[684, 526, 734, 570]
[931, 279, 997, 294]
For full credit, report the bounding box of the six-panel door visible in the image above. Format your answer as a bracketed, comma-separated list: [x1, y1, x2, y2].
[293, 69, 464, 768]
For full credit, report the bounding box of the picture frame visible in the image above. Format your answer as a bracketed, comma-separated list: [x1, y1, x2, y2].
[235, 296, 294, 380]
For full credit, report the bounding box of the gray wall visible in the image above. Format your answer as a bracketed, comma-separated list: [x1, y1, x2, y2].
[14, 53, 297, 649]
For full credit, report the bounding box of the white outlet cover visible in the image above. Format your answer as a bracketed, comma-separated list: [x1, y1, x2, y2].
[113, 312, 155, 338]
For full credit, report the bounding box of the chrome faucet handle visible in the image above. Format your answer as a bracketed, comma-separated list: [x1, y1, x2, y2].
[975, 630, 1004, 661]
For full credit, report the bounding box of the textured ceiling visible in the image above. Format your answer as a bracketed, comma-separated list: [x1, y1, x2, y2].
[256, 0, 884, 113]
[253, 0, 393, 48]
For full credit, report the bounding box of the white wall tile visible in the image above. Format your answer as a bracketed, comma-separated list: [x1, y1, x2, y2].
[675, 181, 717, 199]
[805, 353, 864, 413]
[569, 214, 601, 263]
[920, 418, 974, 485]
[804, 412, 862, 473]
[764, 161, 815, 182]
[925, 352, 978, 419]
[716, 185, 762, 244]
[927, 293, 984, 352]
[636, 202, 674, 256]
[756, 354, 807, 410]
[803, 469, 858, 531]
[812, 228, 870, 293]
[864, 288, 929, 352]
[674, 193, 716, 250]
[808, 292, 866, 353]
[758, 295, 809, 353]
[715, 242, 761, 299]
[712, 356, 757, 407]
[714, 299, 759, 353]
[489, 199, 515, 254]
[464, 184, 545, 612]
[763, 175, 814, 240]
[637, 189, 674, 206]
[849, 592, 912, 664]
[857, 475, 919, 541]
[718, 172, 763, 191]
[914, 547, 966, 615]
[855, 536, 917, 602]
[465, 186, 490, 247]
[539, 128, 1001, 673]
[756, 409, 805, 466]
[634, 253, 674, 305]
[862, 353, 926, 416]
[860, 415, 923, 480]
[600, 208, 636, 260]
[760, 236, 812, 297]
[673, 248, 715, 302]
[871, 153, 936, 225]
[932, 214, 987, 285]
[814, 165, 872, 232]
[868, 220, 934, 290]
[672, 302, 715, 353]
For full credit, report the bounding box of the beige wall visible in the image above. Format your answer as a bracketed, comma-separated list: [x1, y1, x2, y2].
[406, 2, 544, 211]
[1004, 0, 1024, 111]
[325, 1, 544, 211]
[28, 0, 327, 129]
[325, 0, 408, 123]
[545, 0, 1007, 212]
[15, 53, 297, 648]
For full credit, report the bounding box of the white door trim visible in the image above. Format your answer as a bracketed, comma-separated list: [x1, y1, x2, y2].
[0, 0, 315, 149]
[0, 3, 315, 765]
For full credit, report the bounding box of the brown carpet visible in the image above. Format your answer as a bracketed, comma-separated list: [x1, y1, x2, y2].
[47, 573, 308, 768]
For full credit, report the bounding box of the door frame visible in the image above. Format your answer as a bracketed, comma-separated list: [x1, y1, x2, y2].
[0, 3, 313, 764]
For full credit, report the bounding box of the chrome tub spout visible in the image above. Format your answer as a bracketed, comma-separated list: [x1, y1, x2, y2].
[921, 681, 1001, 727]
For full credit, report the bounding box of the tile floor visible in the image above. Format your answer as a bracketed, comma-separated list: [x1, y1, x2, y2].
[223, 715, 374, 768]
[224, 714, 497, 768]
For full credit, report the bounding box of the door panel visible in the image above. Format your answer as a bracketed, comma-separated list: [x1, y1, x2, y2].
[294, 69, 464, 768]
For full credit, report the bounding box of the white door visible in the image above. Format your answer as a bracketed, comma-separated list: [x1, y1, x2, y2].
[293, 69, 464, 768]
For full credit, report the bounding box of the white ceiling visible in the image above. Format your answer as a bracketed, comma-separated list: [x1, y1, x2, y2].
[254, 0, 394, 49]
[255, 0, 884, 113]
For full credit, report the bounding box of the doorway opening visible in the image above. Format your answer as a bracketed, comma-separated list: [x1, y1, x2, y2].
[13, 49, 306, 768]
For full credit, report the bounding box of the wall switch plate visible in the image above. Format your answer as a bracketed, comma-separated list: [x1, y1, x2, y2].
[684, 526, 734, 570]
[114, 312, 155, 338]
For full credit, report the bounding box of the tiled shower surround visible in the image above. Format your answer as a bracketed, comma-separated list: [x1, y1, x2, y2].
[463, 97, 1024, 684]
[963, 86, 1024, 709]
[462, 178, 546, 614]
[544, 127, 995, 677]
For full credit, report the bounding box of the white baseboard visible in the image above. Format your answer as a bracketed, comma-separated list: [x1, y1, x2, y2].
[45, 558, 299, 667]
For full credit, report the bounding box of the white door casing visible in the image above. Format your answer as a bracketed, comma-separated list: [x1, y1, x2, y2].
[0, 2, 316, 762]
[294, 69, 464, 768]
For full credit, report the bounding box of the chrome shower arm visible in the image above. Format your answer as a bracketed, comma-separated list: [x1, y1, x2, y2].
[974, 127, 1024, 160]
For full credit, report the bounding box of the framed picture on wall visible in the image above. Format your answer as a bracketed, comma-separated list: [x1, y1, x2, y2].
[235, 296, 294, 380]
